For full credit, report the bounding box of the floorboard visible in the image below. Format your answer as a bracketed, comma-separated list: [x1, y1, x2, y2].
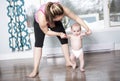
[0, 50, 120, 81]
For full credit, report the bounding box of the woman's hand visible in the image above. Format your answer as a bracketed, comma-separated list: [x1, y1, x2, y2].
[59, 32, 67, 38]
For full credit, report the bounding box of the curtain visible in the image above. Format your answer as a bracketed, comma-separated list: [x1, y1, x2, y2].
[7, 0, 31, 51]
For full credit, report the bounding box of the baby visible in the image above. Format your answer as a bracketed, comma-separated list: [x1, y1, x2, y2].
[67, 23, 90, 71]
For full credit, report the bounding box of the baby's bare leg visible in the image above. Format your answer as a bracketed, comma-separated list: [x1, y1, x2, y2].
[79, 52, 85, 72]
[70, 54, 76, 69]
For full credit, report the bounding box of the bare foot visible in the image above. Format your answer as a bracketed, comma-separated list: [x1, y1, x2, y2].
[27, 71, 39, 78]
[80, 68, 85, 72]
[66, 64, 72, 67]
[66, 62, 73, 67]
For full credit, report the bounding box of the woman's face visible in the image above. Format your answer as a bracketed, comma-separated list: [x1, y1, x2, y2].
[53, 15, 64, 21]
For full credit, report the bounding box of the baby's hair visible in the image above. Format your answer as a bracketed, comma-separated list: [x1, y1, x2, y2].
[45, 2, 64, 23]
[71, 23, 81, 30]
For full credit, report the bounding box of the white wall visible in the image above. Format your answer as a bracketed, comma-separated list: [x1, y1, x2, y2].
[0, 0, 10, 54]
[83, 28, 120, 52]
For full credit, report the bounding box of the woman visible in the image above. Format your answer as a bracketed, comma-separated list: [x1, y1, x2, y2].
[28, 2, 91, 78]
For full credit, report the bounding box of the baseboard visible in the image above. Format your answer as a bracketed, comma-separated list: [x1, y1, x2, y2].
[83, 42, 115, 52]
[0, 50, 33, 60]
[0, 43, 119, 60]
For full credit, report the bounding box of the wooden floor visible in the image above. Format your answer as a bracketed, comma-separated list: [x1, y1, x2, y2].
[0, 50, 120, 81]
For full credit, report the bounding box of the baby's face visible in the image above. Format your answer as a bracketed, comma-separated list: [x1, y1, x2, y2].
[71, 26, 81, 36]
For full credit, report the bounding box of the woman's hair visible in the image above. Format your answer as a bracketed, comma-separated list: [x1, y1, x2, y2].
[45, 2, 64, 23]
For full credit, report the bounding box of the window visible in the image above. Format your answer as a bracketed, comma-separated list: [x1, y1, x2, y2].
[109, 0, 120, 26]
[62, 0, 104, 30]
[25, 0, 120, 30]
[24, 0, 41, 33]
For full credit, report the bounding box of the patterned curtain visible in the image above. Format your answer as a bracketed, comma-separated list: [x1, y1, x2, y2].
[7, 0, 31, 52]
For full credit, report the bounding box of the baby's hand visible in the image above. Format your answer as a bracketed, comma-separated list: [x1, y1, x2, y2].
[86, 29, 92, 35]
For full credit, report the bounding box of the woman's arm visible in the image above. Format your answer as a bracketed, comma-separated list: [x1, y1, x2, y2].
[66, 34, 72, 38]
[37, 11, 66, 38]
[63, 6, 92, 35]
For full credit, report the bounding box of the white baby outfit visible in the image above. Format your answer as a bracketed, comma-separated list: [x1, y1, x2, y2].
[71, 48, 83, 58]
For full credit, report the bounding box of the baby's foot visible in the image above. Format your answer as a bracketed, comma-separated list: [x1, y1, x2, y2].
[72, 63, 76, 69]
